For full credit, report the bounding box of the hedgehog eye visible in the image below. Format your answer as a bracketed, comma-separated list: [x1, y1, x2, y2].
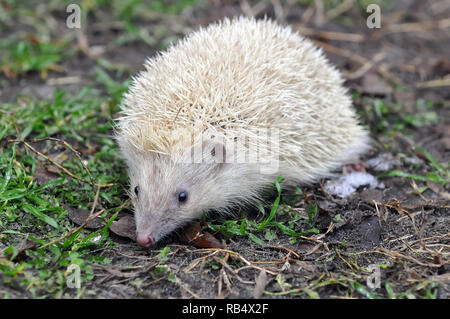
[177, 191, 188, 203]
[134, 186, 140, 197]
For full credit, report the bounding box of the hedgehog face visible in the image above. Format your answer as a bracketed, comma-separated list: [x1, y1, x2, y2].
[128, 151, 226, 248]
[121, 139, 271, 248]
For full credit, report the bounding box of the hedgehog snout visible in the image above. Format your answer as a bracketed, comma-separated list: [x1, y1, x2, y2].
[135, 217, 157, 248]
[136, 231, 154, 248]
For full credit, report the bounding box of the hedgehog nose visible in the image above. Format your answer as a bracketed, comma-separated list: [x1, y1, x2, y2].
[136, 232, 154, 248]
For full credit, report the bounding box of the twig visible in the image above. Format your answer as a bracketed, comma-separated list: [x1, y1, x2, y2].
[235, 265, 279, 276]
[325, 0, 354, 21]
[297, 25, 365, 42]
[240, 0, 267, 18]
[187, 248, 280, 275]
[90, 184, 101, 216]
[142, 275, 168, 288]
[416, 77, 450, 88]
[313, 39, 368, 65]
[9, 138, 115, 188]
[31, 136, 95, 185]
[177, 279, 201, 299]
[304, 243, 322, 256]
[313, 0, 325, 26]
[271, 0, 284, 23]
[301, 2, 316, 25]
[345, 51, 386, 80]
[378, 18, 450, 35]
[312, 39, 400, 83]
[250, 259, 297, 265]
[375, 248, 446, 268]
[10, 139, 92, 184]
[300, 235, 329, 251]
[38, 208, 106, 250]
[46, 76, 81, 86]
[266, 245, 302, 259]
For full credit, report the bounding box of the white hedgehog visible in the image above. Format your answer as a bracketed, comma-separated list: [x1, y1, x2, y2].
[115, 17, 369, 247]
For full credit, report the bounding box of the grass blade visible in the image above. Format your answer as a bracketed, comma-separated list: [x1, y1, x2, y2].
[414, 146, 444, 172]
[248, 233, 266, 246]
[0, 144, 16, 194]
[378, 170, 428, 182]
[22, 203, 60, 229]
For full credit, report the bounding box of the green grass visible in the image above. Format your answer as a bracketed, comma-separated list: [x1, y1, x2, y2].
[378, 145, 449, 186]
[0, 36, 71, 77]
[0, 86, 128, 297]
[206, 178, 320, 247]
[83, 0, 204, 19]
[358, 96, 440, 136]
[357, 93, 449, 188]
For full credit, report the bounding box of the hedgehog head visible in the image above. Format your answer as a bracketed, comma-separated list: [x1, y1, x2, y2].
[117, 136, 259, 247]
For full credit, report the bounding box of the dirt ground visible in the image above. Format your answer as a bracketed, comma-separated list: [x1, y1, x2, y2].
[1, 0, 449, 299]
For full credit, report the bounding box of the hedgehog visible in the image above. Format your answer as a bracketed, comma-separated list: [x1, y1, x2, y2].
[115, 17, 369, 248]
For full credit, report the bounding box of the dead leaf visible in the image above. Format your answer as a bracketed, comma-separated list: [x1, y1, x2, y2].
[1, 65, 15, 78]
[410, 271, 422, 280]
[45, 165, 60, 174]
[431, 58, 450, 76]
[253, 269, 268, 299]
[109, 215, 136, 240]
[433, 255, 443, 265]
[394, 91, 417, 107]
[79, 141, 97, 155]
[426, 181, 450, 200]
[4, 239, 36, 261]
[359, 189, 384, 203]
[33, 162, 60, 185]
[25, 34, 40, 45]
[1, 1, 12, 11]
[179, 221, 225, 248]
[48, 151, 68, 165]
[66, 205, 104, 229]
[361, 72, 393, 95]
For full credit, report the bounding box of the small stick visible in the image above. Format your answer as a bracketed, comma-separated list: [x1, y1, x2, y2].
[379, 18, 450, 35]
[89, 183, 101, 216]
[250, 259, 296, 265]
[30, 136, 95, 186]
[345, 52, 386, 80]
[296, 25, 365, 42]
[300, 235, 329, 251]
[312, 39, 368, 66]
[416, 78, 450, 88]
[312, 40, 399, 83]
[19, 139, 92, 184]
[38, 208, 106, 250]
[375, 248, 446, 268]
[8, 138, 115, 188]
[37, 197, 128, 250]
[189, 248, 280, 275]
[213, 256, 254, 285]
[265, 245, 302, 259]
[177, 280, 201, 299]
[325, 0, 354, 21]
